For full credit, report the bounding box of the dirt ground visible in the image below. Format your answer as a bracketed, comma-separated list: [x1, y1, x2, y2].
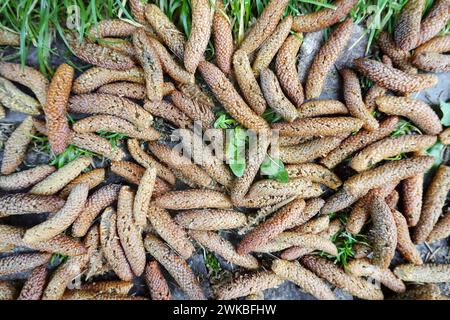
[0, 25, 449, 300]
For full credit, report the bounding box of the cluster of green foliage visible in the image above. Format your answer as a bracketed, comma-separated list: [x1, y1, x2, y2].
[214, 111, 288, 181]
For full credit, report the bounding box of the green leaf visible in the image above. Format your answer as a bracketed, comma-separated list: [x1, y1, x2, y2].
[426, 141, 444, 167]
[439, 99, 450, 126]
[260, 155, 289, 183]
[261, 107, 282, 123]
[225, 126, 247, 177]
[230, 162, 246, 177]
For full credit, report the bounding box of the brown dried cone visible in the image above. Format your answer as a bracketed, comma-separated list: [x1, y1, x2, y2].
[292, 0, 357, 32]
[44, 63, 73, 154]
[17, 265, 48, 300]
[235, 194, 297, 209]
[214, 270, 283, 300]
[279, 136, 346, 164]
[256, 232, 337, 256]
[418, 0, 450, 46]
[184, 0, 211, 73]
[89, 19, 136, 38]
[393, 284, 449, 300]
[70, 133, 126, 161]
[170, 91, 215, 129]
[129, 0, 148, 25]
[99, 207, 133, 281]
[110, 161, 171, 197]
[394, 0, 426, 51]
[100, 38, 136, 56]
[132, 28, 163, 101]
[369, 194, 397, 269]
[23, 184, 89, 244]
[71, 184, 121, 238]
[0, 76, 41, 115]
[175, 209, 247, 230]
[412, 52, 450, 72]
[238, 196, 296, 235]
[350, 135, 437, 172]
[305, 19, 353, 99]
[0, 193, 64, 217]
[285, 163, 342, 189]
[252, 15, 293, 77]
[320, 116, 399, 169]
[340, 68, 379, 131]
[155, 189, 232, 210]
[353, 243, 372, 259]
[0, 281, 16, 300]
[376, 33, 415, 73]
[413, 165, 450, 243]
[427, 209, 450, 242]
[292, 215, 330, 235]
[0, 62, 48, 106]
[354, 58, 438, 94]
[394, 263, 450, 283]
[143, 100, 192, 129]
[364, 57, 394, 111]
[233, 49, 267, 115]
[320, 188, 362, 215]
[0, 224, 86, 257]
[66, 32, 135, 69]
[147, 37, 194, 84]
[0, 28, 19, 46]
[69, 93, 153, 129]
[145, 261, 172, 300]
[176, 82, 215, 109]
[0, 165, 55, 191]
[30, 156, 92, 195]
[343, 156, 434, 197]
[401, 174, 423, 227]
[144, 4, 186, 60]
[0, 243, 14, 253]
[147, 204, 194, 259]
[190, 230, 259, 269]
[272, 117, 363, 137]
[144, 234, 206, 300]
[98, 82, 175, 99]
[72, 67, 144, 94]
[296, 100, 347, 118]
[391, 209, 423, 265]
[78, 281, 133, 295]
[134, 167, 156, 228]
[387, 190, 406, 209]
[59, 168, 105, 198]
[346, 181, 398, 235]
[301, 255, 383, 300]
[127, 138, 176, 185]
[43, 226, 99, 300]
[346, 259, 405, 293]
[116, 186, 146, 276]
[275, 34, 304, 107]
[439, 127, 450, 144]
[239, 0, 289, 54]
[271, 259, 336, 300]
[237, 198, 305, 254]
[260, 68, 298, 122]
[246, 178, 323, 199]
[198, 61, 269, 130]
[1, 116, 34, 175]
[73, 115, 160, 141]
[213, 0, 233, 75]
[61, 291, 146, 300]
[148, 142, 217, 189]
[0, 253, 51, 276]
[179, 132, 234, 188]
[415, 35, 450, 54]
